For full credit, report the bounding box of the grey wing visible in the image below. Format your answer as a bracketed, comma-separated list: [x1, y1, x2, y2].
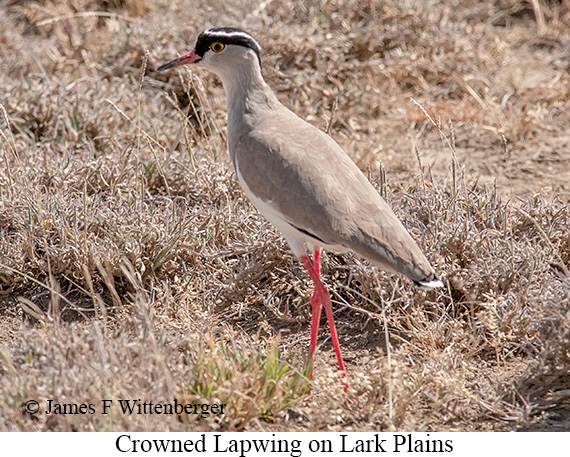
[233, 112, 437, 283]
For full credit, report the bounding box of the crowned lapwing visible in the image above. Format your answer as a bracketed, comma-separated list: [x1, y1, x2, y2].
[158, 27, 443, 380]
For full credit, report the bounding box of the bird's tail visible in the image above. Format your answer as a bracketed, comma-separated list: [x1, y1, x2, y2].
[414, 277, 444, 290]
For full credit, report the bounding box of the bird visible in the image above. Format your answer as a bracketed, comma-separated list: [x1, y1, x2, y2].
[158, 27, 443, 380]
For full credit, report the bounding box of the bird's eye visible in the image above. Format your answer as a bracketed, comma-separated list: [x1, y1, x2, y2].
[210, 42, 225, 53]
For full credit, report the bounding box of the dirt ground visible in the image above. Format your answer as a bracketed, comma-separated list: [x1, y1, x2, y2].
[1, 0, 569, 432]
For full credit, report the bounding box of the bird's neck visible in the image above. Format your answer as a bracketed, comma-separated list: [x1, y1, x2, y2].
[218, 62, 278, 132]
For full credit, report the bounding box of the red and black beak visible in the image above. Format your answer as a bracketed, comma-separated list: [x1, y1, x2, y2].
[158, 49, 202, 71]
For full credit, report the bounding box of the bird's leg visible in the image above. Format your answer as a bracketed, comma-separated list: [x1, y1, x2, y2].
[301, 250, 346, 379]
[313, 248, 321, 278]
[301, 253, 322, 379]
[309, 248, 322, 324]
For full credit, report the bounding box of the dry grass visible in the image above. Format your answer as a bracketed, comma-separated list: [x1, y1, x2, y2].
[1, 0, 569, 431]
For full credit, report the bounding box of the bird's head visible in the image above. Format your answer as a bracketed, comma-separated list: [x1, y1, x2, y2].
[158, 27, 261, 77]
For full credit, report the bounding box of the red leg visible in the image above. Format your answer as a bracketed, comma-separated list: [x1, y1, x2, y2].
[301, 252, 322, 379]
[310, 249, 322, 364]
[313, 248, 321, 278]
[309, 248, 323, 365]
[301, 250, 346, 379]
